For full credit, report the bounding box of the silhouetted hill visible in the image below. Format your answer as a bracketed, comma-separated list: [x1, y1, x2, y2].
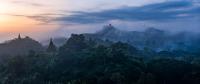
[0, 36, 44, 56]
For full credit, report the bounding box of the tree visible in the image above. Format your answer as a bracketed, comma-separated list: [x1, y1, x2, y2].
[60, 34, 88, 52]
[147, 58, 192, 84]
[137, 72, 156, 84]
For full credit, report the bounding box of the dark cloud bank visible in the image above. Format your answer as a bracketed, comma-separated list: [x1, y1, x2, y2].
[46, 1, 200, 35]
[53, 1, 200, 24]
[6, 1, 200, 26]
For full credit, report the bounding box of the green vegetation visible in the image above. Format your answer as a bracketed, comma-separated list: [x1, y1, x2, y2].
[0, 34, 200, 84]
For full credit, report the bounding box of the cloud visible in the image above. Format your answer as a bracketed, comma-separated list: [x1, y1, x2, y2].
[0, 13, 66, 25]
[53, 1, 199, 24]
[12, 1, 44, 7]
[3, 1, 199, 25]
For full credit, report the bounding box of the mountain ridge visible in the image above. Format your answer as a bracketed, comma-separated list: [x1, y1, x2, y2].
[84, 24, 200, 52]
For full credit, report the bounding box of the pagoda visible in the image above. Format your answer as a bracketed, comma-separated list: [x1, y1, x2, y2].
[46, 38, 57, 53]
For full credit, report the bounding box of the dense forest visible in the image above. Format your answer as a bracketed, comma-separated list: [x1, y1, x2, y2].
[0, 33, 200, 84]
[0, 0, 199, 83]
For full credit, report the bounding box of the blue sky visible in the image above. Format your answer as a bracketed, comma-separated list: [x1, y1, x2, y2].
[0, 0, 199, 42]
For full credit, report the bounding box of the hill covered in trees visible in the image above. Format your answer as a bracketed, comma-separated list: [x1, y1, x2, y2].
[0, 32, 200, 84]
[0, 34, 44, 56]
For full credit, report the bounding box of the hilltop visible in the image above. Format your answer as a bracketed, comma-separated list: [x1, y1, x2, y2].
[0, 34, 44, 56]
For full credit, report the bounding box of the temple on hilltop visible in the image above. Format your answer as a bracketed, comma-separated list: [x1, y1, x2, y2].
[105, 24, 115, 29]
[46, 38, 57, 53]
[108, 24, 113, 28]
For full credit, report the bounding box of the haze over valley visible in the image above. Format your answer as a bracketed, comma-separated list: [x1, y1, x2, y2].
[0, 0, 200, 84]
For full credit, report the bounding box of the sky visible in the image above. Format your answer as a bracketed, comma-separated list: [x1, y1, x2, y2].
[0, 0, 199, 42]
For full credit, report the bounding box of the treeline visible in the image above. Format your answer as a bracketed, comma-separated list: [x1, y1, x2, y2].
[0, 34, 200, 84]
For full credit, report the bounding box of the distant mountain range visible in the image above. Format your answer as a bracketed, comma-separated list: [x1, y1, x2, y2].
[84, 24, 200, 52]
[0, 24, 200, 56]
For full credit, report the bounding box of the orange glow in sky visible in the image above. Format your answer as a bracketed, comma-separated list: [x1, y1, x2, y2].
[0, 0, 59, 31]
[0, 2, 11, 25]
[0, 15, 39, 32]
[0, 2, 35, 32]
[0, 0, 60, 41]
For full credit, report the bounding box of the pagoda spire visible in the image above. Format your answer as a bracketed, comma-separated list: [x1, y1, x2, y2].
[46, 38, 57, 53]
[18, 33, 21, 39]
